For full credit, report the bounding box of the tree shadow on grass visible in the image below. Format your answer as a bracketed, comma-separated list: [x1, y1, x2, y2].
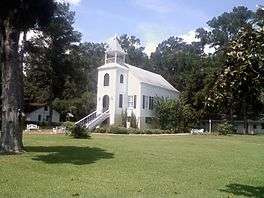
[220, 183, 264, 198]
[25, 146, 114, 165]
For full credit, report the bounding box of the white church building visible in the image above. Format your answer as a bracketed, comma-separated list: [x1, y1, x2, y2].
[76, 37, 179, 129]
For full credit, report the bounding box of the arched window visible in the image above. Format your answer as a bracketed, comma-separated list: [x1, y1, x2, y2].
[104, 73, 110, 86]
[120, 74, 124, 83]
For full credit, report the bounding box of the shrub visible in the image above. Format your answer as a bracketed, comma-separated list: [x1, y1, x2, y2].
[130, 112, 138, 129]
[92, 125, 179, 135]
[215, 122, 235, 135]
[127, 128, 141, 134]
[154, 97, 196, 131]
[62, 122, 90, 138]
[71, 125, 91, 139]
[142, 129, 160, 134]
[109, 126, 129, 134]
[93, 127, 108, 133]
[121, 110, 127, 128]
[62, 121, 75, 135]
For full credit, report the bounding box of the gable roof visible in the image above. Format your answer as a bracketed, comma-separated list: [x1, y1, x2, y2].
[125, 63, 179, 92]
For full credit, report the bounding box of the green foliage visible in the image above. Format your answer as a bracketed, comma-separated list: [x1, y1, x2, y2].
[109, 126, 129, 134]
[121, 110, 127, 128]
[71, 125, 90, 139]
[93, 126, 173, 135]
[130, 112, 138, 129]
[119, 34, 149, 68]
[93, 127, 108, 134]
[62, 121, 90, 138]
[0, 0, 55, 31]
[154, 97, 196, 132]
[150, 36, 202, 91]
[205, 6, 254, 48]
[62, 121, 75, 135]
[215, 122, 235, 135]
[53, 91, 96, 121]
[208, 22, 264, 121]
[24, 3, 82, 103]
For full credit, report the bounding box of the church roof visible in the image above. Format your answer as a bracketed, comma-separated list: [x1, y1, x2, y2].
[125, 63, 179, 92]
[106, 36, 125, 54]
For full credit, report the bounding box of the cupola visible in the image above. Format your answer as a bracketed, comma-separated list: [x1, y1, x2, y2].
[105, 36, 126, 64]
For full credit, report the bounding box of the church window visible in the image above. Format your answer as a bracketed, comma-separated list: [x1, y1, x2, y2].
[149, 97, 154, 110]
[128, 96, 133, 108]
[142, 95, 149, 109]
[120, 74, 124, 83]
[104, 73, 110, 86]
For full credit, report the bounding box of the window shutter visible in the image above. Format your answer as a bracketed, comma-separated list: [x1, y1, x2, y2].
[134, 95, 137, 109]
[142, 95, 145, 109]
[119, 94, 123, 108]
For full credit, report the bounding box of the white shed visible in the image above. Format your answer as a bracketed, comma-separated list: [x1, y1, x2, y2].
[76, 36, 179, 129]
[26, 106, 60, 123]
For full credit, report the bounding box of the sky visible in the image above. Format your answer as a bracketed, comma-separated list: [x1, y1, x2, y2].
[60, 0, 262, 55]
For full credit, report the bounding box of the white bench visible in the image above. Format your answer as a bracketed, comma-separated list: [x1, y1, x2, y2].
[27, 124, 39, 130]
[191, 129, 205, 134]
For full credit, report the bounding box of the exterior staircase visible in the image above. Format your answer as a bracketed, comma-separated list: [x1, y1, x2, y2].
[75, 110, 110, 130]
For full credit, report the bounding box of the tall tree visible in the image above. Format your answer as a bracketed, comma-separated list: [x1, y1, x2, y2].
[25, 3, 81, 126]
[150, 36, 202, 91]
[118, 34, 149, 68]
[0, 0, 55, 153]
[66, 42, 105, 93]
[208, 17, 264, 133]
[196, 6, 254, 49]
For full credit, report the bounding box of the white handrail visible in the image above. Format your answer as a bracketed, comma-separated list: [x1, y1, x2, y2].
[75, 110, 97, 125]
[75, 109, 110, 129]
[87, 110, 110, 129]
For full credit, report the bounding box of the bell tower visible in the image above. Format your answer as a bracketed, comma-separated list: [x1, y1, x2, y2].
[105, 36, 126, 64]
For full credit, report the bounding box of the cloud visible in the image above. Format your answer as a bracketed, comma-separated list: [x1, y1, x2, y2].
[138, 26, 215, 56]
[180, 30, 199, 44]
[137, 23, 173, 56]
[204, 45, 216, 54]
[131, 0, 175, 13]
[180, 30, 215, 54]
[56, 0, 81, 5]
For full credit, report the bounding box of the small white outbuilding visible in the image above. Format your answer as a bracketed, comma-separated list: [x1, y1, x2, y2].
[26, 106, 60, 124]
[76, 36, 179, 129]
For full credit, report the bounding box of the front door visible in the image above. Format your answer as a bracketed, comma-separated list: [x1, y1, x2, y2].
[102, 95, 110, 112]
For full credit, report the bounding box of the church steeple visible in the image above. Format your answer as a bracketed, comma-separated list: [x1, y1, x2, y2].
[105, 36, 126, 64]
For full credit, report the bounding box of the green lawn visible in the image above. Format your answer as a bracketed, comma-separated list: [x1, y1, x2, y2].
[0, 134, 264, 198]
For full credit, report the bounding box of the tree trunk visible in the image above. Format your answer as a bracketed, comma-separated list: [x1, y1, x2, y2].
[0, 23, 24, 154]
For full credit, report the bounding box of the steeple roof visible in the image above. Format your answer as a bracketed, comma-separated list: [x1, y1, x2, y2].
[106, 36, 125, 54]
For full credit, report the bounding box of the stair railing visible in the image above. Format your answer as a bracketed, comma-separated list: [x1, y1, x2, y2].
[75, 111, 97, 127]
[86, 110, 110, 129]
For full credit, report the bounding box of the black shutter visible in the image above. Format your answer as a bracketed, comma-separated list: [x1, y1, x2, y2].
[134, 95, 137, 109]
[142, 95, 145, 109]
[119, 94, 123, 108]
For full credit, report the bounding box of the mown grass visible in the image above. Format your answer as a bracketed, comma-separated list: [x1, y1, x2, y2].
[0, 134, 264, 197]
